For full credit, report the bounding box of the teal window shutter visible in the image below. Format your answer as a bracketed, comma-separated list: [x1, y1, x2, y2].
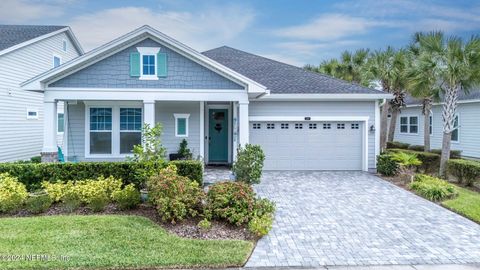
[157, 52, 167, 77]
[130, 52, 140, 77]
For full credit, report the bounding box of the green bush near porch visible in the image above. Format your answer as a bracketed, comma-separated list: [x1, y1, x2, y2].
[0, 160, 203, 191]
[386, 149, 440, 174]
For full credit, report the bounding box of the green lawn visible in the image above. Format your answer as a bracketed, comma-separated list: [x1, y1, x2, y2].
[0, 215, 254, 269]
[442, 186, 480, 223]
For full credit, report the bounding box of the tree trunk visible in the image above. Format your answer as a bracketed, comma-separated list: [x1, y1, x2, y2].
[422, 98, 432, 152]
[388, 108, 399, 142]
[380, 101, 390, 152]
[423, 110, 431, 152]
[439, 86, 459, 177]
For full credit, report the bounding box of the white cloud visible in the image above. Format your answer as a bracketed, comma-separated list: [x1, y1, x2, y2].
[69, 5, 255, 51]
[0, 0, 66, 23]
[273, 13, 381, 41]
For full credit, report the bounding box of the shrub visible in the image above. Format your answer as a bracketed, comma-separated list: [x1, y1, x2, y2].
[409, 174, 458, 201]
[148, 165, 204, 223]
[87, 193, 109, 212]
[386, 141, 410, 149]
[197, 219, 212, 232]
[0, 160, 199, 191]
[232, 144, 265, 185]
[408, 145, 425, 151]
[112, 184, 141, 210]
[25, 194, 52, 214]
[62, 191, 82, 212]
[448, 159, 480, 186]
[430, 149, 462, 159]
[178, 139, 193, 160]
[169, 160, 203, 186]
[252, 198, 276, 218]
[387, 149, 440, 173]
[248, 214, 274, 237]
[0, 173, 28, 213]
[376, 154, 398, 176]
[206, 182, 256, 226]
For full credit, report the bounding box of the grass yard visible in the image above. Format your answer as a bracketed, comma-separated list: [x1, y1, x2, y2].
[442, 186, 480, 223]
[0, 215, 254, 270]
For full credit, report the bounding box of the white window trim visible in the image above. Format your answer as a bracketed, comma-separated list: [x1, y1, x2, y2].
[452, 114, 460, 143]
[174, 113, 190, 137]
[57, 112, 64, 134]
[26, 108, 39, 119]
[137, 47, 160, 80]
[85, 101, 143, 158]
[52, 54, 62, 68]
[62, 39, 67, 52]
[399, 115, 419, 135]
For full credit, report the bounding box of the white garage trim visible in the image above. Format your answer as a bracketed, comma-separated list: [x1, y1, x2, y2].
[249, 115, 369, 171]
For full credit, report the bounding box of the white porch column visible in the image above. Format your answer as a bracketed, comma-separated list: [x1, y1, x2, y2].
[143, 100, 155, 127]
[41, 100, 58, 162]
[238, 101, 249, 147]
[232, 102, 239, 161]
[199, 101, 205, 160]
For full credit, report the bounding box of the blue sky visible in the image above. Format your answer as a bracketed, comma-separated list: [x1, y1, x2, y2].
[1, 0, 479, 66]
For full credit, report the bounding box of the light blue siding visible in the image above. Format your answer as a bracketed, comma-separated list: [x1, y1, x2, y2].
[249, 101, 378, 170]
[49, 38, 244, 90]
[394, 102, 480, 159]
[65, 101, 201, 161]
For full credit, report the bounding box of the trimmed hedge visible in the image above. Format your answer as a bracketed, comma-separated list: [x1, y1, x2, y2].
[447, 159, 480, 186]
[169, 160, 203, 186]
[408, 145, 425, 151]
[430, 149, 462, 159]
[0, 160, 203, 191]
[387, 149, 440, 174]
[386, 141, 410, 149]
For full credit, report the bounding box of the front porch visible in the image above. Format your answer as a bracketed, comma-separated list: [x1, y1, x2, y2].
[42, 98, 250, 164]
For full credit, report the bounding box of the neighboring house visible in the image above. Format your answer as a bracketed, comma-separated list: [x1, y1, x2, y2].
[22, 25, 390, 171]
[0, 25, 83, 162]
[393, 90, 480, 159]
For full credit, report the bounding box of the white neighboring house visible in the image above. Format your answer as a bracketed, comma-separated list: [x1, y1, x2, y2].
[393, 90, 480, 159]
[0, 25, 83, 162]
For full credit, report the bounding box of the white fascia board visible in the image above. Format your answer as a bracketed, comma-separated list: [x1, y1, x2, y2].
[406, 99, 480, 107]
[21, 25, 266, 94]
[43, 88, 249, 103]
[255, 93, 393, 101]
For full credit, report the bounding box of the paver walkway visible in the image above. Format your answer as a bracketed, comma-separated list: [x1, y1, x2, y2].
[245, 171, 480, 267]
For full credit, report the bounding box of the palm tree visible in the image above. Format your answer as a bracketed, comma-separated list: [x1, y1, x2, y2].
[387, 49, 409, 143]
[309, 49, 370, 86]
[415, 32, 480, 176]
[405, 33, 442, 152]
[364, 46, 398, 151]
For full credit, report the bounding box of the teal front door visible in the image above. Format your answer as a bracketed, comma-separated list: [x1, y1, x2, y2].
[208, 109, 228, 163]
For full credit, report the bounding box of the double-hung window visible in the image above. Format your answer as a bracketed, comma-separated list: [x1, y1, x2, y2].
[120, 108, 142, 154]
[400, 116, 418, 134]
[89, 108, 112, 154]
[137, 47, 160, 80]
[142, 55, 155, 75]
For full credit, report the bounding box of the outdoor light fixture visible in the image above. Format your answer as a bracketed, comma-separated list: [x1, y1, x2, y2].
[370, 125, 376, 132]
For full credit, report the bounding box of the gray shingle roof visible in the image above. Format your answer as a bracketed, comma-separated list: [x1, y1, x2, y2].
[202, 46, 384, 94]
[0, 25, 66, 52]
[405, 89, 480, 105]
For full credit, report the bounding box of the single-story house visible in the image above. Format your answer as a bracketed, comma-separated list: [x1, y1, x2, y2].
[22, 25, 390, 171]
[0, 25, 83, 162]
[393, 90, 480, 159]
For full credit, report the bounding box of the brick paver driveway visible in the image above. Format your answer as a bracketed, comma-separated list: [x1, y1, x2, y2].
[245, 171, 480, 267]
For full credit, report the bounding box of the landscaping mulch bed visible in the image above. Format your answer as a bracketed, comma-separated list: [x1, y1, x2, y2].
[0, 203, 255, 241]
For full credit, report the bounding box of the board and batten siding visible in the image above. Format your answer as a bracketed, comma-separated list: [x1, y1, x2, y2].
[65, 101, 201, 162]
[0, 32, 80, 162]
[394, 102, 480, 159]
[249, 101, 378, 170]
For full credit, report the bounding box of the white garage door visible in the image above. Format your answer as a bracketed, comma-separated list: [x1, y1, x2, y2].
[250, 121, 363, 170]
